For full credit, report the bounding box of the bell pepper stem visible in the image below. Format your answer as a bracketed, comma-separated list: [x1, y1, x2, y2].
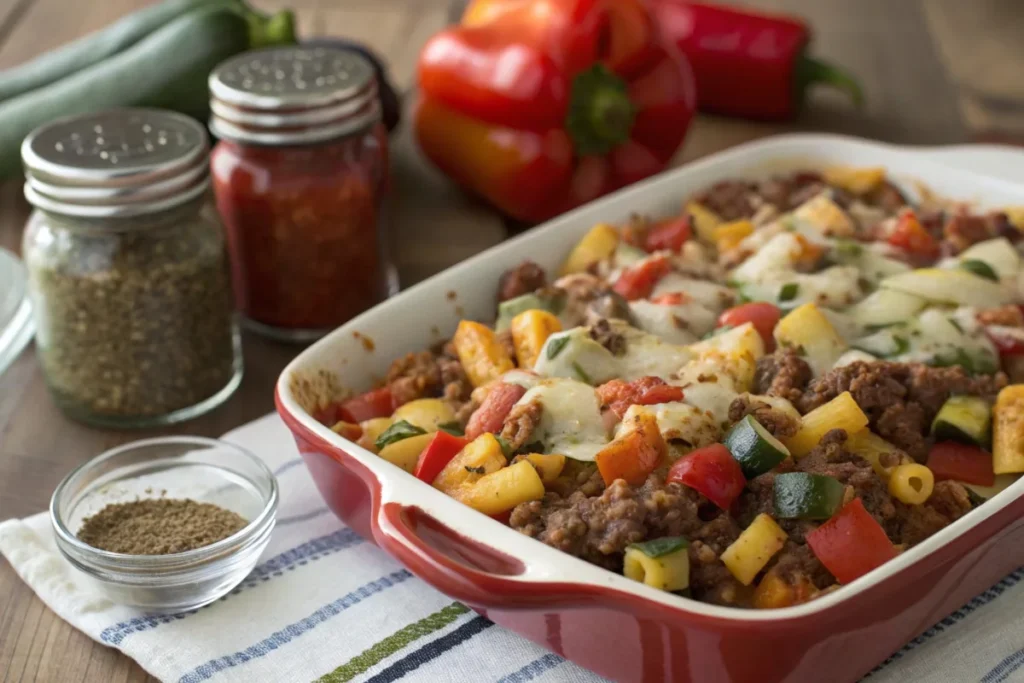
[566, 65, 636, 156]
[797, 55, 864, 107]
[233, 0, 297, 48]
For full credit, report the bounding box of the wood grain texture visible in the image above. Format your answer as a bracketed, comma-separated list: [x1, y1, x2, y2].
[0, 0, 1020, 681]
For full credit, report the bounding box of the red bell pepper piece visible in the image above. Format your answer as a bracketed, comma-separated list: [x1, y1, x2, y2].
[612, 254, 671, 301]
[717, 302, 781, 352]
[666, 444, 746, 510]
[650, 292, 689, 305]
[927, 442, 996, 487]
[465, 383, 528, 440]
[806, 498, 896, 584]
[644, 216, 692, 252]
[649, 1, 863, 121]
[986, 328, 1024, 357]
[414, 431, 470, 484]
[887, 210, 940, 263]
[415, 0, 696, 222]
[596, 376, 684, 418]
[337, 387, 398, 424]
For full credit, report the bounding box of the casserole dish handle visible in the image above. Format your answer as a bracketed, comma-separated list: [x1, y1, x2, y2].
[374, 483, 608, 609]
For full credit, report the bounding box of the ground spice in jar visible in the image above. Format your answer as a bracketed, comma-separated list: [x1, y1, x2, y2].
[76, 498, 248, 555]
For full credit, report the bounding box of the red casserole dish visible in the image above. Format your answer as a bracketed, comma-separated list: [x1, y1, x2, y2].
[276, 134, 1024, 683]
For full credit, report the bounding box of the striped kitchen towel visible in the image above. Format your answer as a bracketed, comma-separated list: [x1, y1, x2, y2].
[2, 413, 1024, 683]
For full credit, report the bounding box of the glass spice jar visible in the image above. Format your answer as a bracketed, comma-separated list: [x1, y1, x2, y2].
[21, 109, 242, 428]
[208, 46, 395, 342]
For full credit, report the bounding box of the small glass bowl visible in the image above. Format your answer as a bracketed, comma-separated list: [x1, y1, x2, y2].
[50, 437, 278, 613]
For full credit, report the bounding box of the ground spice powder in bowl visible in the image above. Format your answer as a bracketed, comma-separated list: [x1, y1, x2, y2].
[77, 498, 248, 555]
[50, 437, 278, 613]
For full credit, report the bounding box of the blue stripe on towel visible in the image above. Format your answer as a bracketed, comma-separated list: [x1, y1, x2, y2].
[100, 528, 365, 645]
[863, 567, 1024, 677]
[177, 570, 413, 683]
[982, 646, 1024, 683]
[496, 653, 564, 683]
[363, 616, 494, 683]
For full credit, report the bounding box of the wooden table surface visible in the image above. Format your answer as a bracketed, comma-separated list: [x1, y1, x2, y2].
[1, 0, 1022, 680]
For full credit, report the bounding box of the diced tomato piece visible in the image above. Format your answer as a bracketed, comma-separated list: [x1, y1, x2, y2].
[491, 510, 513, 525]
[887, 210, 939, 262]
[650, 292, 690, 305]
[465, 383, 527, 440]
[666, 444, 746, 510]
[595, 413, 668, 486]
[644, 217, 692, 253]
[596, 376, 685, 418]
[806, 498, 896, 584]
[986, 328, 1024, 357]
[716, 302, 781, 351]
[337, 387, 397, 423]
[612, 255, 671, 301]
[414, 431, 470, 484]
[927, 441, 995, 487]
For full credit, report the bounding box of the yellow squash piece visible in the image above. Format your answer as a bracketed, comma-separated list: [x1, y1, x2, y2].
[433, 433, 506, 494]
[993, 385, 1024, 474]
[512, 453, 567, 485]
[792, 194, 855, 237]
[685, 201, 723, 243]
[1001, 207, 1024, 231]
[624, 542, 690, 592]
[561, 223, 619, 275]
[774, 303, 847, 376]
[887, 463, 934, 505]
[510, 309, 562, 369]
[357, 417, 394, 453]
[785, 391, 868, 458]
[391, 398, 456, 433]
[454, 460, 546, 515]
[721, 513, 788, 586]
[823, 166, 886, 195]
[452, 320, 515, 388]
[377, 433, 434, 474]
[712, 220, 754, 252]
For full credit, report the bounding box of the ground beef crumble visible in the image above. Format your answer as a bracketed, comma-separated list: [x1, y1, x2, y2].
[499, 400, 542, 452]
[728, 395, 799, 437]
[589, 318, 627, 356]
[497, 261, 547, 302]
[753, 347, 813, 403]
[797, 361, 1005, 461]
[385, 348, 473, 414]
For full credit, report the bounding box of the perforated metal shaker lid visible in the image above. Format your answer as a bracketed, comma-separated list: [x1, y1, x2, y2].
[208, 46, 380, 146]
[22, 108, 211, 218]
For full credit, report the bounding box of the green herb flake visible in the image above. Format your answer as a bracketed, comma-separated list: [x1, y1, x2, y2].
[834, 239, 864, 259]
[495, 435, 515, 459]
[778, 282, 800, 302]
[438, 421, 465, 437]
[892, 335, 910, 355]
[960, 259, 999, 282]
[948, 317, 964, 334]
[702, 325, 732, 340]
[374, 420, 427, 450]
[546, 335, 570, 360]
[629, 536, 689, 558]
[572, 361, 593, 384]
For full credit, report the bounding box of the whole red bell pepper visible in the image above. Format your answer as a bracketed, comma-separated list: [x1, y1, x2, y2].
[649, 1, 863, 120]
[414, 431, 470, 484]
[666, 443, 746, 510]
[806, 498, 896, 584]
[415, 0, 696, 222]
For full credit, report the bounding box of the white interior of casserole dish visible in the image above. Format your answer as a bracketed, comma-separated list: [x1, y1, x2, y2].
[278, 133, 1024, 622]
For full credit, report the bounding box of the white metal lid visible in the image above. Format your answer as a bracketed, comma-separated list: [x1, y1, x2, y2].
[208, 46, 380, 146]
[21, 108, 211, 218]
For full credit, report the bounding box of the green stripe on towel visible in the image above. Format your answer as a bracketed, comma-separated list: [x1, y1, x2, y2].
[316, 602, 470, 683]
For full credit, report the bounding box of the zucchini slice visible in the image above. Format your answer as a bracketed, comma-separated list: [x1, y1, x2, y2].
[624, 536, 690, 592]
[495, 291, 564, 331]
[773, 472, 846, 520]
[931, 395, 992, 446]
[723, 415, 791, 478]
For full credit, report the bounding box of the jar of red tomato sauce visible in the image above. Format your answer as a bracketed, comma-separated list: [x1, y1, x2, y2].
[209, 47, 394, 341]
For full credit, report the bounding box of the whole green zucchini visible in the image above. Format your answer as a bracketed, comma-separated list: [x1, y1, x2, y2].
[0, 0, 247, 103]
[0, 7, 288, 179]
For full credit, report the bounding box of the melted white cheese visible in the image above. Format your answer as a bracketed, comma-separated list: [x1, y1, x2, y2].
[517, 377, 609, 461]
[620, 401, 721, 450]
[628, 299, 709, 345]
